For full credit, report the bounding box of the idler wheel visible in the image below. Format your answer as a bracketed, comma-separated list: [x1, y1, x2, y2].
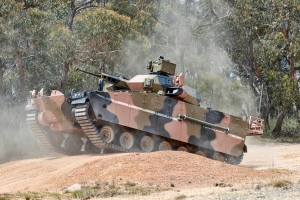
[99, 126, 115, 143]
[158, 141, 172, 151]
[213, 152, 225, 162]
[196, 151, 206, 157]
[177, 146, 188, 152]
[140, 136, 154, 152]
[119, 132, 134, 149]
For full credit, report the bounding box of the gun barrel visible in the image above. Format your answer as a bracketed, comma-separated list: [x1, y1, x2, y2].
[177, 114, 229, 132]
[76, 68, 130, 90]
[100, 73, 129, 89]
[76, 68, 100, 77]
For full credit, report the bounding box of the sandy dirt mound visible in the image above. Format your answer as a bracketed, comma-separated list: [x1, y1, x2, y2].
[0, 149, 295, 194]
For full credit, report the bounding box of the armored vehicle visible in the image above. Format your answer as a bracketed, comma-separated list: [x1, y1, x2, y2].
[26, 57, 263, 164]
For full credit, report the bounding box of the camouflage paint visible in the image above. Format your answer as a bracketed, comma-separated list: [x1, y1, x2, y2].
[87, 90, 248, 156]
[26, 58, 263, 159]
[28, 92, 75, 132]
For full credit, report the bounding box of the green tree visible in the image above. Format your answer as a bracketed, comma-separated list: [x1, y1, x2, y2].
[228, 0, 300, 136]
[0, 1, 63, 99]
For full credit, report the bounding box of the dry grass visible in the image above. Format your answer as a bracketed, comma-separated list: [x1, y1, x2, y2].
[175, 194, 187, 200]
[0, 181, 169, 200]
[268, 179, 293, 188]
[68, 181, 168, 198]
[0, 192, 64, 200]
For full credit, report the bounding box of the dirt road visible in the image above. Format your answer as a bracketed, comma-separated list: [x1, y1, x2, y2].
[241, 137, 300, 170]
[0, 137, 300, 199]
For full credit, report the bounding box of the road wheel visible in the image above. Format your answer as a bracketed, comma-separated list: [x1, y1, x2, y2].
[196, 151, 206, 157]
[158, 141, 172, 151]
[99, 126, 115, 143]
[225, 153, 244, 165]
[140, 136, 155, 152]
[177, 146, 188, 152]
[119, 132, 134, 149]
[213, 152, 225, 162]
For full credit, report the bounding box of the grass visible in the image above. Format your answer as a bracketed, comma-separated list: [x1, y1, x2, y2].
[0, 192, 65, 200]
[260, 117, 300, 142]
[250, 179, 293, 190]
[126, 186, 167, 196]
[0, 180, 169, 199]
[91, 181, 101, 190]
[175, 194, 187, 200]
[47, 192, 62, 199]
[125, 181, 137, 187]
[102, 188, 122, 198]
[268, 179, 292, 188]
[123, 181, 168, 196]
[19, 192, 42, 200]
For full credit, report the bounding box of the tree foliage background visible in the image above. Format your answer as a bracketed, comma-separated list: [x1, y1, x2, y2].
[1, 0, 300, 163]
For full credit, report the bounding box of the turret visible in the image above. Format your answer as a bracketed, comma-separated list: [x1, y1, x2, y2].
[126, 57, 201, 106]
[76, 57, 201, 106]
[126, 57, 175, 93]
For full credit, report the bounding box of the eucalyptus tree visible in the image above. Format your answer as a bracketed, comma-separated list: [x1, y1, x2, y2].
[65, 0, 158, 86]
[228, 0, 300, 135]
[0, 1, 66, 100]
[45, 0, 159, 92]
[0, 2, 25, 100]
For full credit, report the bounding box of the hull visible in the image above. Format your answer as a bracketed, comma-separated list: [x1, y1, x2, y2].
[87, 91, 247, 157]
[26, 89, 257, 165]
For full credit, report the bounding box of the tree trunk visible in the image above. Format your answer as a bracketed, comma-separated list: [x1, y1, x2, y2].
[0, 59, 5, 97]
[272, 109, 287, 137]
[247, 32, 254, 90]
[263, 104, 272, 131]
[16, 48, 26, 101]
[67, 0, 76, 30]
[261, 84, 271, 131]
[59, 62, 69, 93]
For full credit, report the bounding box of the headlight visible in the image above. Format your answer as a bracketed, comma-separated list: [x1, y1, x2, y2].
[72, 92, 85, 98]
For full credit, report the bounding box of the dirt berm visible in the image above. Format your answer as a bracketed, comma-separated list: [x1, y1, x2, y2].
[1, 139, 300, 199]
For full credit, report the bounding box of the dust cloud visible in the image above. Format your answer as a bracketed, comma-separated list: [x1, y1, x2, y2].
[0, 99, 51, 164]
[119, 1, 258, 119]
[241, 136, 287, 170]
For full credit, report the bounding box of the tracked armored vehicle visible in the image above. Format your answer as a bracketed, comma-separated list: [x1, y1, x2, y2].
[26, 57, 263, 164]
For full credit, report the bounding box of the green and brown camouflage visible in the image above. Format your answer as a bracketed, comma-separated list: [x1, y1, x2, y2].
[25, 57, 263, 164]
